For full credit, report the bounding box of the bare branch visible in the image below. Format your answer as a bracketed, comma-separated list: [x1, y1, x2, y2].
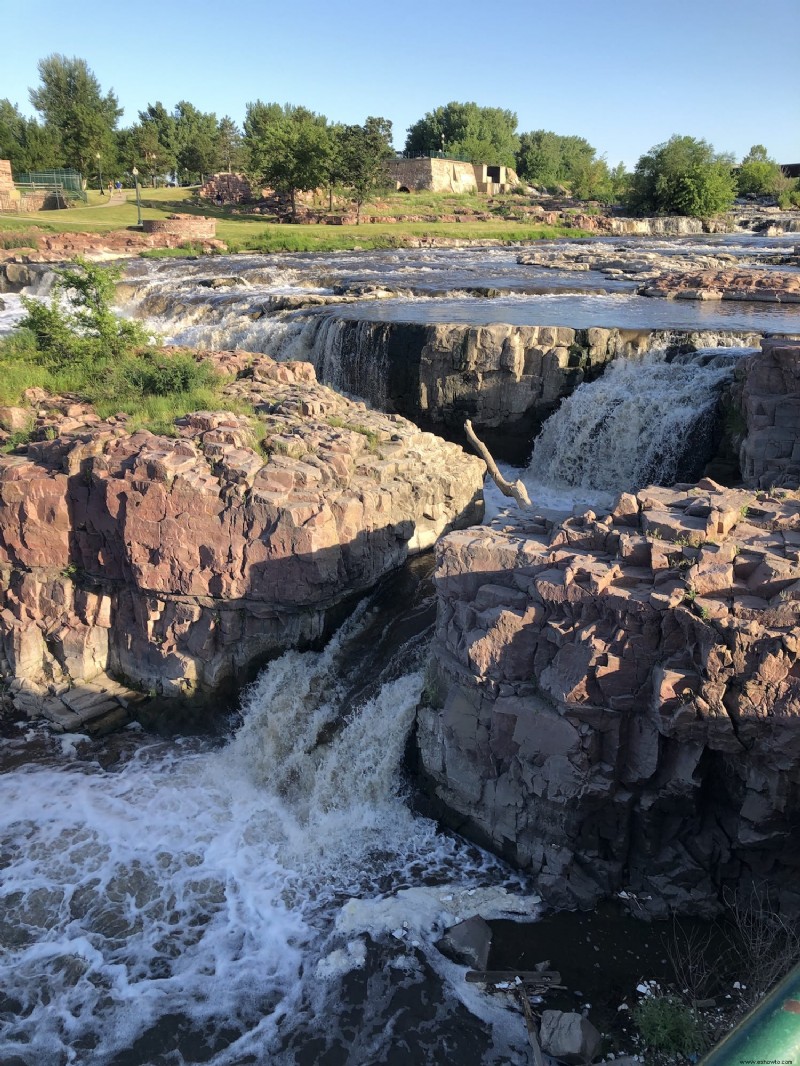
[464, 419, 532, 509]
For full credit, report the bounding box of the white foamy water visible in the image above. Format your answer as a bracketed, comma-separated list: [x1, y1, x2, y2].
[527, 347, 749, 494]
[0, 292, 26, 336]
[0, 601, 536, 1066]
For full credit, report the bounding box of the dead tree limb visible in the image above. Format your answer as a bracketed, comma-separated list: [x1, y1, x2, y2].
[464, 419, 531, 509]
[515, 987, 545, 1066]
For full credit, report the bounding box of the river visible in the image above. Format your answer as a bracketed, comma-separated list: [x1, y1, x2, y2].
[1, 234, 797, 1064]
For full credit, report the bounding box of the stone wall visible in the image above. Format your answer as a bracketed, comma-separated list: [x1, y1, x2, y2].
[387, 158, 521, 195]
[199, 172, 252, 204]
[388, 157, 479, 194]
[0, 159, 21, 212]
[141, 213, 217, 239]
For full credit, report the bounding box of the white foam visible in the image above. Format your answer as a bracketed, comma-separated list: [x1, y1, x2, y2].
[1, 617, 534, 1064]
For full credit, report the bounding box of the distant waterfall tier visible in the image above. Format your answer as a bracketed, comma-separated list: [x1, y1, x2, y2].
[528, 347, 751, 493]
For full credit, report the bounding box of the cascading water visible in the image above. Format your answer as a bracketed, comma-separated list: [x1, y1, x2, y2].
[0, 567, 537, 1066]
[526, 347, 750, 497]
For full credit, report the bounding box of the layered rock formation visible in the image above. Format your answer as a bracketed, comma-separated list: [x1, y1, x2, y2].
[0, 352, 484, 729]
[738, 338, 800, 489]
[417, 480, 800, 915]
[294, 317, 758, 461]
[640, 269, 800, 304]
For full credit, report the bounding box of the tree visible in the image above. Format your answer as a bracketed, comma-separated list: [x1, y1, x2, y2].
[737, 144, 784, 198]
[173, 101, 219, 183]
[339, 117, 394, 223]
[0, 99, 60, 172]
[405, 102, 519, 167]
[29, 55, 122, 177]
[516, 130, 606, 195]
[250, 106, 331, 220]
[626, 135, 737, 217]
[217, 116, 243, 174]
[243, 100, 286, 176]
[137, 102, 178, 178]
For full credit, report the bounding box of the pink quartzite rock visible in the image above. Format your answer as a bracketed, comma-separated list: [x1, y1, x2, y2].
[0, 351, 485, 723]
[418, 468, 800, 917]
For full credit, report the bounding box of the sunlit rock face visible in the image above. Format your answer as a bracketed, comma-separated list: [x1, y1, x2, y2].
[0, 351, 484, 727]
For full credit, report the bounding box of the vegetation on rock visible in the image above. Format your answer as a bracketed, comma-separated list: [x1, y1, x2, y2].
[4, 259, 231, 434]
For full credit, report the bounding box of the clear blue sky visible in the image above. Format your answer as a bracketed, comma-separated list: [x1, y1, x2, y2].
[2, 0, 798, 168]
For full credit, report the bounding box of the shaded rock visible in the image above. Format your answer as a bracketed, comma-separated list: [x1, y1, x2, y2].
[416, 379, 800, 914]
[435, 915, 492, 969]
[540, 1010, 601, 1064]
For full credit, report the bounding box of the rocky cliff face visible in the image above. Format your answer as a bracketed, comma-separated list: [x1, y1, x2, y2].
[302, 318, 754, 461]
[417, 474, 800, 916]
[0, 352, 484, 730]
[738, 338, 800, 490]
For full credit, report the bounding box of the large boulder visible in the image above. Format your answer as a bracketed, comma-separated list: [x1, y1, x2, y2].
[738, 337, 800, 489]
[0, 351, 485, 727]
[540, 1010, 601, 1064]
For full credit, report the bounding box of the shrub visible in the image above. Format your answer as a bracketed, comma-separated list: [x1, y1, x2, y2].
[634, 995, 702, 1057]
[113, 351, 216, 397]
[20, 257, 150, 369]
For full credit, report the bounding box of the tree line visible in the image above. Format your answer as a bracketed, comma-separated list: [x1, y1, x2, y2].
[1, 55, 797, 219]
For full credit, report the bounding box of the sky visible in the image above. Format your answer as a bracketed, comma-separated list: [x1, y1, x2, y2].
[2, 0, 798, 169]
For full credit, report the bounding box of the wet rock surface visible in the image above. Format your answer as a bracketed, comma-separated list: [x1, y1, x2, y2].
[640, 268, 800, 304]
[417, 460, 800, 915]
[0, 351, 485, 725]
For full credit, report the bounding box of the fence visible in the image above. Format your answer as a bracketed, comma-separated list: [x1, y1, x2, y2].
[15, 169, 87, 203]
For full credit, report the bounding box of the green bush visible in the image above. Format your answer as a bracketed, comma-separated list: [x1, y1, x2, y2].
[20, 257, 150, 369]
[113, 351, 216, 397]
[634, 995, 702, 1057]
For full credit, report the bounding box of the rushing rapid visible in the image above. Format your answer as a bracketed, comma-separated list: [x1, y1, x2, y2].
[0, 572, 538, 1066]
[527, 346, 748, 496]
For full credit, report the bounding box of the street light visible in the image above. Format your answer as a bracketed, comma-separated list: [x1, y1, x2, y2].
[96, 151, 103, 195]
[146, 152, 157, 188]
[131, 166, 143, 227]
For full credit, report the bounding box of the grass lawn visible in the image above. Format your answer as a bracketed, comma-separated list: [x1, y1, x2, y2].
[0, 186, 591, 253]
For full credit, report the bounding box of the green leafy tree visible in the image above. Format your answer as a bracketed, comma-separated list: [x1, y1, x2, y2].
[252, 106, 331, 220]
[339, 117, 394, 222]
[405, 102, 519, 167]
[137, 101, 178, 178]
[243, 100, 286, 176]
[627, 135, 737, 217]
[516, 130, 606, 194]
[737, 144, 784, 198]
[28, 55, 122, 177]
[173, 101, 219, 183]
[0, 99, 60, 172]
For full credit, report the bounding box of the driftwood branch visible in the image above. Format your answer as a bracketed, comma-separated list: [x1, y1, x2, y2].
[516, 986, 545, 1066]
[464, 419, 531, 509]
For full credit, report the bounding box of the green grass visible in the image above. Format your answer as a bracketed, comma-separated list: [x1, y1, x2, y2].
[0, 185, 591, 252]
[0, 329, 258, 439]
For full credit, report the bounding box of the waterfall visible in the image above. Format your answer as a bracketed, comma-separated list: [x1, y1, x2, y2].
[0, 571, 535, 1066]
[528, 347, 749, 494]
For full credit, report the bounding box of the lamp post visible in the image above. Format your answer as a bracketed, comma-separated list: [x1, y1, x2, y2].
[131, 166, 143, 228]
[146, 152, 157, 188]
[96, 152, 103, 195]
